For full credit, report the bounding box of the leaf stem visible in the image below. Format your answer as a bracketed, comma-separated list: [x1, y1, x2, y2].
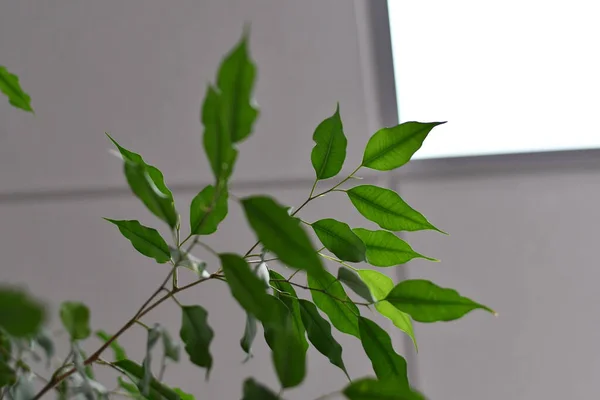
[271, 279, 370, 307]
[318, 253, 359, 271]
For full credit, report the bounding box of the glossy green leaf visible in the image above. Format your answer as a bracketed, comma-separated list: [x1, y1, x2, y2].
[343, 378, 425, 400]
[161, 329, 180, 362]
[0, 359, 16, 387]
[311, 105, 347, 180]
[114, 360, 181, 400]
[180, 305, 214, 377]
[60, 302, 90, 341]
[358, 317, 408, 387]
[242, 378, 279, 400]
[217, 33, 259, 143]
[353, 228, 436, 267]
[358, 270, 416, 349]
[362, 121, 445, 171]
[107, 134, 178, 228]
[96, 330, 127, 361]
[202, 85, 238, 183]
[240, 313, 257, 359]
[308, 270, 360, 337]
[337, 267, 375, 303]
[269, 270, 308, 352]
[298, 299, 349, 379]
[312, 219, 366, 262]
[347, 185, 443, 233]
[0, 66, 33, 112]
[385, 279, 495, 322]
[105, 219, 170, 263]
[0, 287, 44, 337]
[189, 185, 228, 235]
[242, 196, 325, 277]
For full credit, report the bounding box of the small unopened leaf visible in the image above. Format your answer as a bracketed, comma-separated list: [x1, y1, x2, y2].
[0, 286, 44, 337]
[180, 306, 214, 377]
[60, 302, 91, 341]
[0, 66, 33, 112]
[312, 219, 366, 262]
[311, 105, 347, 180]
[114, 359, 180, 400]
[353, 228, 436, 266]
[337, 267, 375, 303]
[105, 219, 170, 263]
[96, 330, 127, 361]
[298, 299, 349, 379]
[343, 378, 425, 400]
[347, 185, 443, 233]
[242, 378, 279, 400]
[190, 185, 228, 235]
[362, 121, 445, 171]
[240, 313, 257, 359]
[358, 317, 408, 386]
[0, 332, 11, 363]
[385, 279, 495, 322]
[308, 270, 360, 337]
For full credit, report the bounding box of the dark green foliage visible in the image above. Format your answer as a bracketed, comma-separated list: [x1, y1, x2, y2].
[343, 378, 425, 400]
[242, 378, 279, 400]
[180, 306, 214, 377]
[0, 287, 44, 337]
[312, 219, 366, 262]
[189, 185, 228, 235]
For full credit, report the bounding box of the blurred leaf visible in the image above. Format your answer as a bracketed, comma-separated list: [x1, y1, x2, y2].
[202, 85, 238, 183]
[34, 329, 55, 367]
[357, 270, 417, 350]
[0, 66, 33, 112]
[358, 317, 408, 387]
[385, 280, 495, 322]
[72, 344, 95, 400]
[142, 325, 162, 396]
[242, 196, 325, 277]
[114, 359, 180, 400]
[190, 185, 228, 235]
[311, 105, 347, 180]
[347, 185, 443, 233]
[107, 134, 177, 228]
[312, 219, 366, 262]
[353, 228, 436, 267]
[269, 270, 308, 352]
[118, 377, 145, 400]
[343, 378, 425, 400]
[240, 313, 257, 359]
[0, 359, 16, 387]
[362, 121, 445, 171]
[60, 302, 91, 341]
[173, 388, 194, 400]
[180, 306, 214, 378]
[337, 267, 375, 303]
[308, 270, 360, 337]
[217, 33, 259, 143]
[0, 331, 11, 363]
[242, 378, 279, 400]
[0, 286, 45, 337]
[105, 219, 171, 263]
[96, 330, 127, 361]
[161, 329, 180, 362]
[77, 348, 95, 379]
[298, 299, 349, 379]
[7, 376, 36, 400]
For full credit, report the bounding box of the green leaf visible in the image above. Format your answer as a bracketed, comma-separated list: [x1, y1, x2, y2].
[217, 33, 259, 143]
[298, 299, 349, 379]
[0, 66, 33, 112]
[269, 270, 308, 352]
[307, 270, 360, 337]
[347, 185, 443, 233]
[189, 185, 228, 235]
[353, 228, 436, 267]
[107, 134, 178, 229]
[242, 196, 325, 277]
[202, 85, 238, 183]
[362, 121, 445, 171]
[118, 377, 145, 400]
[385, 279, 495, 322]
[105, 219, 171, 263]
[343, 378, 425, 400]
[60, 302, 91, 340]
[0, 287, 44, 338]
[311, 105, 347, 180]
[0, 359, 16, 388]
[7, 376, 36, 400]
[312, 219, 366, 262]
[240, 313, 257, 359]
[34, 329, 55, 366]
[96, 330, 127, 361]
[358, 317, 408, 387]
[174, 388, 194, 400]
[161, 329, 180, 362]
[180, 305, 214, 378]
[337, 267, 375, 303]
[0, 332, 11, 363]
[358, 270, 416, 349]
[114, 359, 181, 400]
[242, 378, 279, 400]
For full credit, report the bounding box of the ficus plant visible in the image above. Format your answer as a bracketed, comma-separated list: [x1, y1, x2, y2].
[0, 31, 495, 400]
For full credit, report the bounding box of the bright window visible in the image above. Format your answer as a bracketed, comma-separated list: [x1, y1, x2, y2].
[388, 0, 600, 159]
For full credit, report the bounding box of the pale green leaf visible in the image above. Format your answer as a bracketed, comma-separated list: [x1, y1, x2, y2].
[105, 219, 170, 263]
[174, 388, 194, 400]
[242, 378, 279, 400]
[180, 305, 214, 377]
[0, 66, 33, 112]
[96, 330, 127, 361]
[337, 267, 375, 303]
[189, 185, 228, 235]
[353, 228, 436, 266]
[343, 378, 425, 400]
[312, 219, 366, 262]
[311, 105, 347, 180]
[0, 286, 45, 337]
[375, 301, 417, 351]
[60, 302, 90, 341]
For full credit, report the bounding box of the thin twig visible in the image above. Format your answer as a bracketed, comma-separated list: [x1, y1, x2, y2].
[271, 279, 371, 307]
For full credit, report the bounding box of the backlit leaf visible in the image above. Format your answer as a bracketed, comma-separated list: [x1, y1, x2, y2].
[0, 66, 33, 112]
[96, 330, 127, 361]
[60, 302, 90, 341]
[343, 378, 425, 400]
[114, 359, 181, 400]
[385, 279, 495, 322]
[311, 105, 347, 180]
[269, 270, 308, 352]
[0, 286, 44, 337]
[105, 219, 170, 263]
[242, 378, 279, 400]
[362, 121, 445, 171]
[180, 305, 214, 377]
[189, 185, 228, 235]
[312, 219, 366, 262]
[337, 267, 375, 303]
[347, 185, 443, 233]
[353, 228, 436, 267]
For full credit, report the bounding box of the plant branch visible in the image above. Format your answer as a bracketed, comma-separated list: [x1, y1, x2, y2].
[271, 279, 371, 307]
